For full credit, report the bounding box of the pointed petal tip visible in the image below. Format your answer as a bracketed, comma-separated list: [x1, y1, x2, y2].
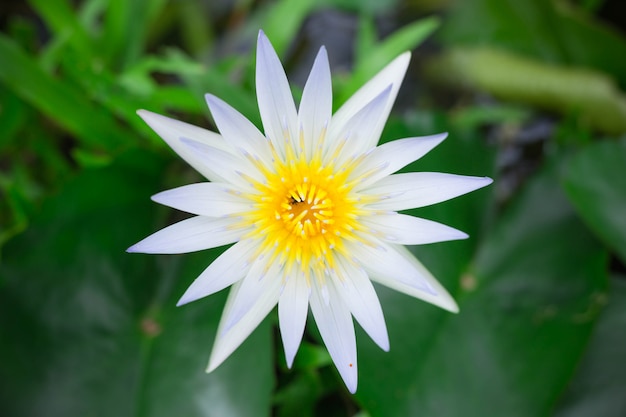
[204, 93, 224, 110]
[442, 296, 460, 314]
[205, 361, 217, 374]
[126, 240, 148, 253]
[206, 350, 225, 374]
[472, 176, 494, 192]
[345, 375, 358, 394]
[175, 295, 191, 307]
[136, 109, 164, 124]
[453, 230, 470, 241]
[392, 51, 412, 75]
[176, 282, 211, 306]
[257, 29, 271, 48]
[423, 131, 448, 149]
[379, 337, 390, 352]
[282, 339, 300, 370]
[150, 191, 166, 205]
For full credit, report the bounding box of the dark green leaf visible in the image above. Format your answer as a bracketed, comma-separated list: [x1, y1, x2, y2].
[0, 35, 131, 151]
[563, 139, 626, 265]
[101, 0, 167, 69]
[28, 0, 94, 59]
[424, 47, 626, 134]
[438, 0, 626, 88]
[337, 17, 440, 106]
[262, 0, 318, 57]
[554, 278, 626, 417]
[0, 150, 274, 417]
[356, 164, 607, 416]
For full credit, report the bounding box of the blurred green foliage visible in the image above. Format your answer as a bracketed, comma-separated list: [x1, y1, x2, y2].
[1, 0, 625, 416]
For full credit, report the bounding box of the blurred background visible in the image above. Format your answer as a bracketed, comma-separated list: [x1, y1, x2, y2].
[1, 0, 625, 416]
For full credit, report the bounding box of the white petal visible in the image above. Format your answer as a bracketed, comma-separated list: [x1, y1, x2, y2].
[126, 216, 247, 254]
[351, 133, 448, 189]
[222, 255, 281, 331]
[205, 94, 274, 166]
[137, 110, 232, 182]
[332, 256, 389, 351]
[310, 282, 358, 393]
[207, 270, 281, 372]
[176, 238, 259, 306]
[298, 46, 332, 159]
[151, 183, 251, 217]
[181, 138, 260, 191]
[256, 30, 298, 158]
[329, 52, 411, 149]
[363, 172, 493, 211]
[324, 84, 392, 166]
[353, 241, 458, 313]
[278, 270, 310, 368]
[361, 213, 468, 245]
[348, 238, 436, 296]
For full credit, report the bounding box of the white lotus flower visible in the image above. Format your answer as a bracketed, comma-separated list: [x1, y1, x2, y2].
[128, 30, 492, 393]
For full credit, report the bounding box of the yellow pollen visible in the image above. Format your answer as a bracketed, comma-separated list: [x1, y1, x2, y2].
[241, 141, 369, 279]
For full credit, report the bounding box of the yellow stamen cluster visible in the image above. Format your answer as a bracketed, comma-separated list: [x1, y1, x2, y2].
[243, 139, 366, 281]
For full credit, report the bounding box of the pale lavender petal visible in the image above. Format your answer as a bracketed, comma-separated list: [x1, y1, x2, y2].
[137, 110, 231, 182]
[278, 270, 311, 368]
[348, 237, 436, 295]
[361, 213, 468, 245]
[205, 94, 274, 166]
[127, 216, 248, 254]
[298, 46, 332, 159]
[310, 282, 358, 393]
[362, 172, 493, 211]
[324, 85, 392, 165]
[207, 272, 282, 372]
[181, 138, 261, 191]
[221, 255, 281, 331]
[256, 30, 298, 158]
[351, 133, 448, 188]
[353, 241, 459, 313]
[152, 183, 251, 217]
[332, 256, 389, 351]
[176, 238, 259, 306]
[329, 52, 411, 149]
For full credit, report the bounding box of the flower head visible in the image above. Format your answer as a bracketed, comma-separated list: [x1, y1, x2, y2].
[128, 31, 492, 393]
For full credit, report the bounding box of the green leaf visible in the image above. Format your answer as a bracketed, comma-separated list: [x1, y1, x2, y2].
[425, 47, 626, 134]
[0, 86, 29, 149]
[323, 0, 400, 14]
[0, 35, 131, 151]
[337, 17, 440, 106]
[563, 138, 626, 265]
[0, 150, 274, 417]
[355, 164, 608, 416]
[262, 0, 318, 57]
[438, 0, 626, 88]
[28, 0, 94, 59]
[554, 278, 626, 417]
[101, 0, 167, 69]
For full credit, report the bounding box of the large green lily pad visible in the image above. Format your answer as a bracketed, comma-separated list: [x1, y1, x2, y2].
[0, 151, 274, 417]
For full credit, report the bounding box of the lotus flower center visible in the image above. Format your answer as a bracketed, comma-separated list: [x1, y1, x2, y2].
[281, 183, 333, 238]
